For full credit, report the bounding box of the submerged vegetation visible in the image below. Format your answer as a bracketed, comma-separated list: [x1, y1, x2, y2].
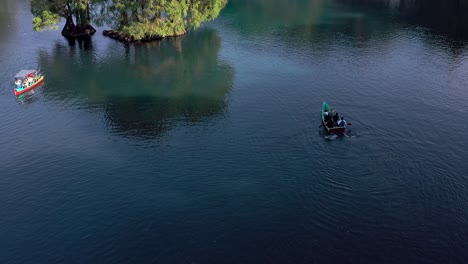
[31, 0, 227, 41]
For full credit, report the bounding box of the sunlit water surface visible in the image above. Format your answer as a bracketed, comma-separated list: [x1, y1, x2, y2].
[1, 0, 468, 263]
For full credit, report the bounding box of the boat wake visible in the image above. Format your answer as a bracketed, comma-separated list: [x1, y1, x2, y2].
[324, 130, 355, 141]
[324, 134, 338, 141]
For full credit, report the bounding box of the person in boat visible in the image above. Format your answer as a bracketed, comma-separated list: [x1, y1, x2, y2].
[28, 73, 34, 85]
[326, 119, 334, 128]
[338, 116, 347, 127]
[332, 112, 339, 124]
[15, 78, 22, 88]
[23, 78, 29, 88]
[325, 107, 336, 121]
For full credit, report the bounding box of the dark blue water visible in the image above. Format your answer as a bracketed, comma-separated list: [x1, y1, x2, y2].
[1, 0, 468, 263]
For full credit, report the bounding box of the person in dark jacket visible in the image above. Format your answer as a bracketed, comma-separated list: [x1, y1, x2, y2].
[332, 112, 339, 124]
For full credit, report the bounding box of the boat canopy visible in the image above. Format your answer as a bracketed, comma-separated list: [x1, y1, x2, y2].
[322, 101, 331, 112]
[15, 70, 37, 79]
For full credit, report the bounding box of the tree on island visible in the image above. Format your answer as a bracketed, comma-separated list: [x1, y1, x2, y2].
[98, 0, 228, 42]
[31, 0, 228, 42]
[31, 0, 96, 37]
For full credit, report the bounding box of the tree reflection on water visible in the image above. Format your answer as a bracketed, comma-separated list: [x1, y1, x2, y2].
[38, 28, 234, 139]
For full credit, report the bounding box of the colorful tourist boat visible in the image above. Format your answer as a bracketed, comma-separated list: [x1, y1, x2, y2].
[13, 70, 44, 97]
[321, 101, 346, 134]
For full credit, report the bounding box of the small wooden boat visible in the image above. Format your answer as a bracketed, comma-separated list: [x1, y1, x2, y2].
[13, 70, 44, 97]
[321, 101, 346, 134]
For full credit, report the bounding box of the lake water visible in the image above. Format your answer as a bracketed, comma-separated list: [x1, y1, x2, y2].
[1, 0, 468, 263]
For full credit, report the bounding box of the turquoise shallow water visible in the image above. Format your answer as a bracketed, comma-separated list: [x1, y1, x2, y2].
[1, 0, 468, 263]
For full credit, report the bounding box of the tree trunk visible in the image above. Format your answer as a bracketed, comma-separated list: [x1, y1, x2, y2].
[62, 14, 76, 37]
[86, 2, 91, 25]
[61, 1, 96, 38]
[62, 13, 96, 38]
[75, 11, 80, 27]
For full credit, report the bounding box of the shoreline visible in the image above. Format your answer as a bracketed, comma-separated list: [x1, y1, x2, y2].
[102, 29, 186, 43]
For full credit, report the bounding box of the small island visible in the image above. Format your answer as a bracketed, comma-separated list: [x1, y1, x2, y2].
[31, 0, 227, 42]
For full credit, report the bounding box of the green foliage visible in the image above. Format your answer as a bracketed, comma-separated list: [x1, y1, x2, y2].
[33, 11, 61, 31]
[30, 0, 92, 31]
[31, 0, 66, 17]
[31, 0, 228, 39]
[189, 0, 228, 29]
[31, 0, 63, 31]
[114, 0, 228, 40]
